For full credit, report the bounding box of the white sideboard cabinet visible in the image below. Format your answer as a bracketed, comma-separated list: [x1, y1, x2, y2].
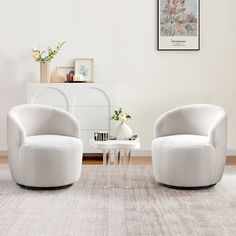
[27, 83, 116, 153]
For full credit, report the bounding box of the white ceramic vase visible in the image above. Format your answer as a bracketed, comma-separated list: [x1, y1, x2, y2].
[115, 121, 132, 140]
[51, 68, 65, 83]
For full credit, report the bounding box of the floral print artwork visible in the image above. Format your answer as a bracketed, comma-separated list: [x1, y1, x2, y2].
[160, 0, 198, 37]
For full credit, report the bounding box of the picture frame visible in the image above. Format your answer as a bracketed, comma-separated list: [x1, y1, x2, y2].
[74, 58, 94, 82]
[157, 0, 200, 51]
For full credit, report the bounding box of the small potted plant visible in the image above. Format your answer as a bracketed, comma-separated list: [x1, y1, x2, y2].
[111, 108, 132, 140]
[32, 41, 65, 83]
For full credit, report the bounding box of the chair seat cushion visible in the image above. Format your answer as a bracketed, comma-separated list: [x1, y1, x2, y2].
[152, 134, 210, 147]
[24, 134, 81, 148]
[18, 135, 83, 187]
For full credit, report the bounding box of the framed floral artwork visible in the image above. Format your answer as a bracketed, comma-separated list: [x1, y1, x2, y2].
[158, 0, 200, 51]
[74, 58, 94, 82]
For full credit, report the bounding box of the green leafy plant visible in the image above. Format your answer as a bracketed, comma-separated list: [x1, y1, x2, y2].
[111, 108, 131, 122]
[32, 41, 65, 63]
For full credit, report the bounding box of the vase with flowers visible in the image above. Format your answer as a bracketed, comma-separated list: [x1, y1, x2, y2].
[111, 108, 132, 140]
[32, 42, 65, 83]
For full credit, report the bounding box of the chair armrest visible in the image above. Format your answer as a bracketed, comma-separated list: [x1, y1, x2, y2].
[7, 113, 26, 181]
[7, 114, 26, 147]
[209, 114, 227, 148]
[7, 111, 27, 183]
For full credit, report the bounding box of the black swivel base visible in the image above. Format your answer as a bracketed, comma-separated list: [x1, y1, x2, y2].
[18, 183, 73, 190]
[162, 183, 216, 190]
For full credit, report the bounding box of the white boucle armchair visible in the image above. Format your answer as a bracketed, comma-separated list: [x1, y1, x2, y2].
[152, 104, 227, 188]
[7, 104, 83, 189]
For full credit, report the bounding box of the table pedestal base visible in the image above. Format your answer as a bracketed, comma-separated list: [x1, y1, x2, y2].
[103, 149, 132, 188]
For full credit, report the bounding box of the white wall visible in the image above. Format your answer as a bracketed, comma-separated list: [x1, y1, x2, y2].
[0, 0, 236, 153]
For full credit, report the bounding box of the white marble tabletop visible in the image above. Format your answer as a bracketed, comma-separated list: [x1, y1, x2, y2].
[90, 139, 140, 150]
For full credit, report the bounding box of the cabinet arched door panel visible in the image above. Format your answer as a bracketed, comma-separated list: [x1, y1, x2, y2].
[73, 88, 110, 130]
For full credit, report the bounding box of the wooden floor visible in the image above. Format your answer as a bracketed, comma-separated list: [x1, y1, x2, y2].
[0, 156, 235, 165]
[0, 156, 152, 165]
[225, 156, 236, 165]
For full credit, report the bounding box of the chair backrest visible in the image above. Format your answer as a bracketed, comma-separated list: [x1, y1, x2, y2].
[156, 104, 226, 137]
[9, 104, 67, 136]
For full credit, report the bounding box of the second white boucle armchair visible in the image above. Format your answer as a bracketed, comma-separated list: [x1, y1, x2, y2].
[7, 104, 83, 189]
[152, 104, 227, 188]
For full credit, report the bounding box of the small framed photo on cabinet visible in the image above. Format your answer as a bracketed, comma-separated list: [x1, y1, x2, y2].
[74, 58, 94, 82]
[158, 0, 200, 51]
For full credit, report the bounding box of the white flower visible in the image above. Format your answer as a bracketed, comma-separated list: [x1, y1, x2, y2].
[32, 47, 38, 51]
[32, 50, 40, 59]
[120, 114, 127, 121]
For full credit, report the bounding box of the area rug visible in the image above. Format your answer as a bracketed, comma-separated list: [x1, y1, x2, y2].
[0, 165, 236, 236]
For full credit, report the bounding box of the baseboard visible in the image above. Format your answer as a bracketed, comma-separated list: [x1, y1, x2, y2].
[0, 150, 7, 156]
[132, 149, 151, 156]
[133, 149, 236, 157]
[226, 150, 236, 156]
[1, 149, 236, 157]
[0, 150, 151, 157]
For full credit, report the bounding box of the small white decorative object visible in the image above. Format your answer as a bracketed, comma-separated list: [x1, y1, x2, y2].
[115, 121, 132, 140]
[79, 74, 85, 81]
[73, 74, 80, 81]
[111, 107, 132, 140]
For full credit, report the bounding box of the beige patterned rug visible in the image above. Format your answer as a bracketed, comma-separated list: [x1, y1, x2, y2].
[0, 165, 236, 236]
